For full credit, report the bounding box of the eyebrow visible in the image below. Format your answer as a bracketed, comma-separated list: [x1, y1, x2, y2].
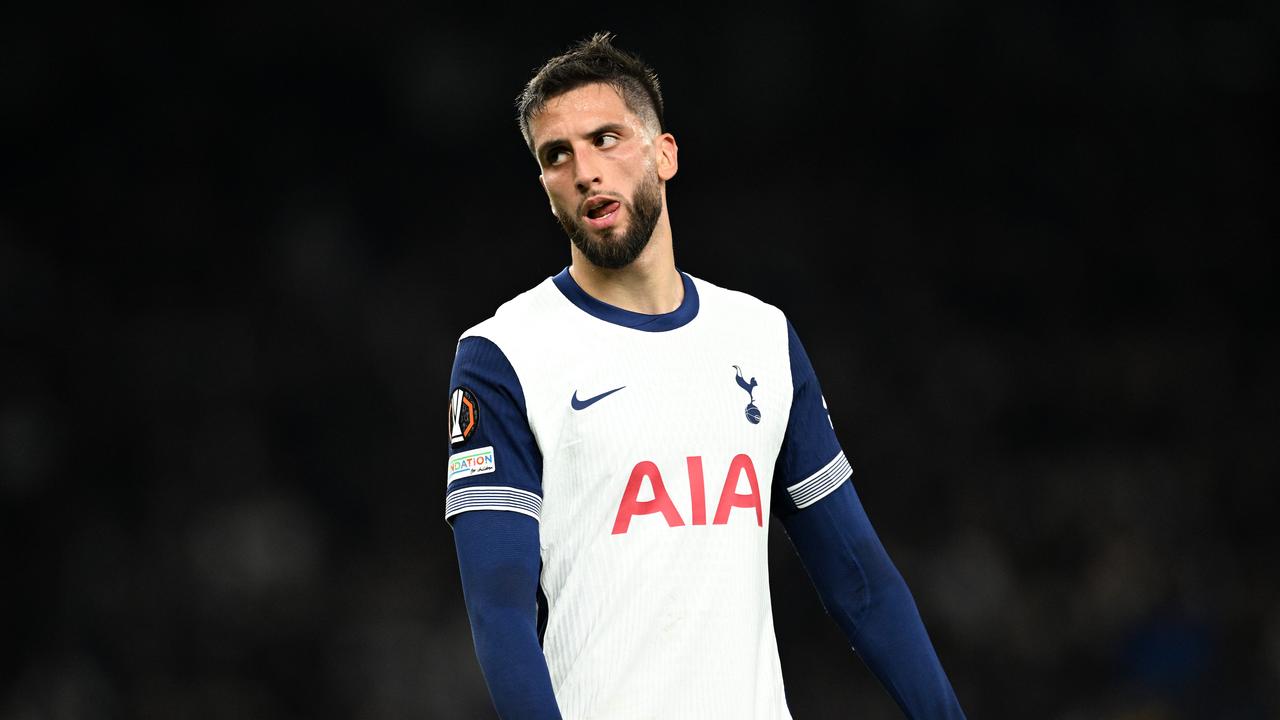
[536, 123, 628, 161]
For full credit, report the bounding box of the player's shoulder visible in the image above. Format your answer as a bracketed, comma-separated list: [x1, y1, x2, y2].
[687, 271, 789, 327]
[458, 274, 564, 348]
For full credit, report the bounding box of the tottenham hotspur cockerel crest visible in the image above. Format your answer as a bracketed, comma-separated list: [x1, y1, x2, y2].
[733, 365, 760, 424]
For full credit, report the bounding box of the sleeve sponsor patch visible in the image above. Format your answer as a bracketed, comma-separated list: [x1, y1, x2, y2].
[448, 386, 479, 445]
[448, 445, 496, 486]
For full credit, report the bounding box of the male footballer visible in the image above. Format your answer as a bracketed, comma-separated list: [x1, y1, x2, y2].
[445, 32, 965, 719]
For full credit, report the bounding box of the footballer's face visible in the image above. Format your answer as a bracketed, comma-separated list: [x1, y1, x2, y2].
[529, 82, 678, 269]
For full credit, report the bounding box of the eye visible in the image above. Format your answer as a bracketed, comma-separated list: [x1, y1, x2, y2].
[595, 134, 619, 149]
[545, 148, 569, 166]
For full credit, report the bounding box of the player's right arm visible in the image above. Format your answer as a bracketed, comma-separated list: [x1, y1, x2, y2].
[446, 335, 562, 720]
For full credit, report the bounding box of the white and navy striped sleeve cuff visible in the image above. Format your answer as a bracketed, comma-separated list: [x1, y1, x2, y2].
[786, 451, 853, 510]
[445, 485, 542, 522]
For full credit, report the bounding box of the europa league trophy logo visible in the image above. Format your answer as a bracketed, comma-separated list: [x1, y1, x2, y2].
[733, 365, 760, 424]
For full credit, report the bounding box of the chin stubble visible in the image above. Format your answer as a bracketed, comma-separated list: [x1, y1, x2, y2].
[560, 172, 663, 270]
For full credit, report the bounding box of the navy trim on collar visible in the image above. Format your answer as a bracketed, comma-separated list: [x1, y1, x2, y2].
[552, 266, 699, 332]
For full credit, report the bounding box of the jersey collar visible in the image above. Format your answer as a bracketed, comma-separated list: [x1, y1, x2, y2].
[552, 266, 699, 332]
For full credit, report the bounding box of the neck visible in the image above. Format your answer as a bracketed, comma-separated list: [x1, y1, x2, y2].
[569, 214, 682, 315]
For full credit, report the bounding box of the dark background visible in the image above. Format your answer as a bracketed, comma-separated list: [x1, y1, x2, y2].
[2, 3, 1276, 718]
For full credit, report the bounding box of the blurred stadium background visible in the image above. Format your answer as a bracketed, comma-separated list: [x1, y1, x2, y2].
[1, 3, 1275, 718]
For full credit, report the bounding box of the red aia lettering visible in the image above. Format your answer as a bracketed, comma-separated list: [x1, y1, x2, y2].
[612, 455, 762, 535]
[611, 461, 685, 535]
[687, 456, 707, 526]
[713, 453, 763, 527]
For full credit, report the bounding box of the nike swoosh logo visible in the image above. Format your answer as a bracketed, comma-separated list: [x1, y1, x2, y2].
[571, 386, 626, 410]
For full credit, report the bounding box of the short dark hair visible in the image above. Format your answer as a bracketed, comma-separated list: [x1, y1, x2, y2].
[516, 32, 665, 153]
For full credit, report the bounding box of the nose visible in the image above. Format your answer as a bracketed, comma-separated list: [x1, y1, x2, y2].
[573, 150, 603, 195]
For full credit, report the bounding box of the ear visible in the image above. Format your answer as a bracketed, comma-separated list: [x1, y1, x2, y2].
[655, 132, 679, 181]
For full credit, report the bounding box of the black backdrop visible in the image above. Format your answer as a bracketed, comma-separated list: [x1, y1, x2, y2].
[2, 3, 1276, 718]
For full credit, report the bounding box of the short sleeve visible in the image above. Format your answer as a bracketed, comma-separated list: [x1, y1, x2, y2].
[444, 335, 544, 525]
[771, 319, 853, 517]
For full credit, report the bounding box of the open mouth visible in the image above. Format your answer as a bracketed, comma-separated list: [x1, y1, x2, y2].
[585, 197, 621, 220]
[583, 196, 622, 229]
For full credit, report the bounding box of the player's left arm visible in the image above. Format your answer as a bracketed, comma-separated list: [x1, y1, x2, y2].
[773, 319, 965, 719]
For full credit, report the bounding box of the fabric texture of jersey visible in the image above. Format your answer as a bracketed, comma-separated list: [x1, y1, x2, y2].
[445, 268, 851, 720]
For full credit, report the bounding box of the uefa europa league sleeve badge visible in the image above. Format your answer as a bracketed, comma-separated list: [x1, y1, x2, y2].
[448, 387, 479, 445]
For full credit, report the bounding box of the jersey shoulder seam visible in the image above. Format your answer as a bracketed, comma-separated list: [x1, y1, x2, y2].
[688, 273, 787, 323]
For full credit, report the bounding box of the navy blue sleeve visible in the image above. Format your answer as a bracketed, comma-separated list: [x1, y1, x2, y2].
[446, 336, 560, 717]
[772, 319, 851, 517]
[773, 320, 965, 717]
[779, 482, 965, 718]
[445, 336, 543, 524]
[452, 510, 562, 719]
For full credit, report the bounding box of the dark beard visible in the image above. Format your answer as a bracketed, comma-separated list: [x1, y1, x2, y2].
[559, 172, 663, 270]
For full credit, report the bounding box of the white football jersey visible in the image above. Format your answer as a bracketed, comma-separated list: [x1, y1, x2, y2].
[445, 268, 851, 719]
